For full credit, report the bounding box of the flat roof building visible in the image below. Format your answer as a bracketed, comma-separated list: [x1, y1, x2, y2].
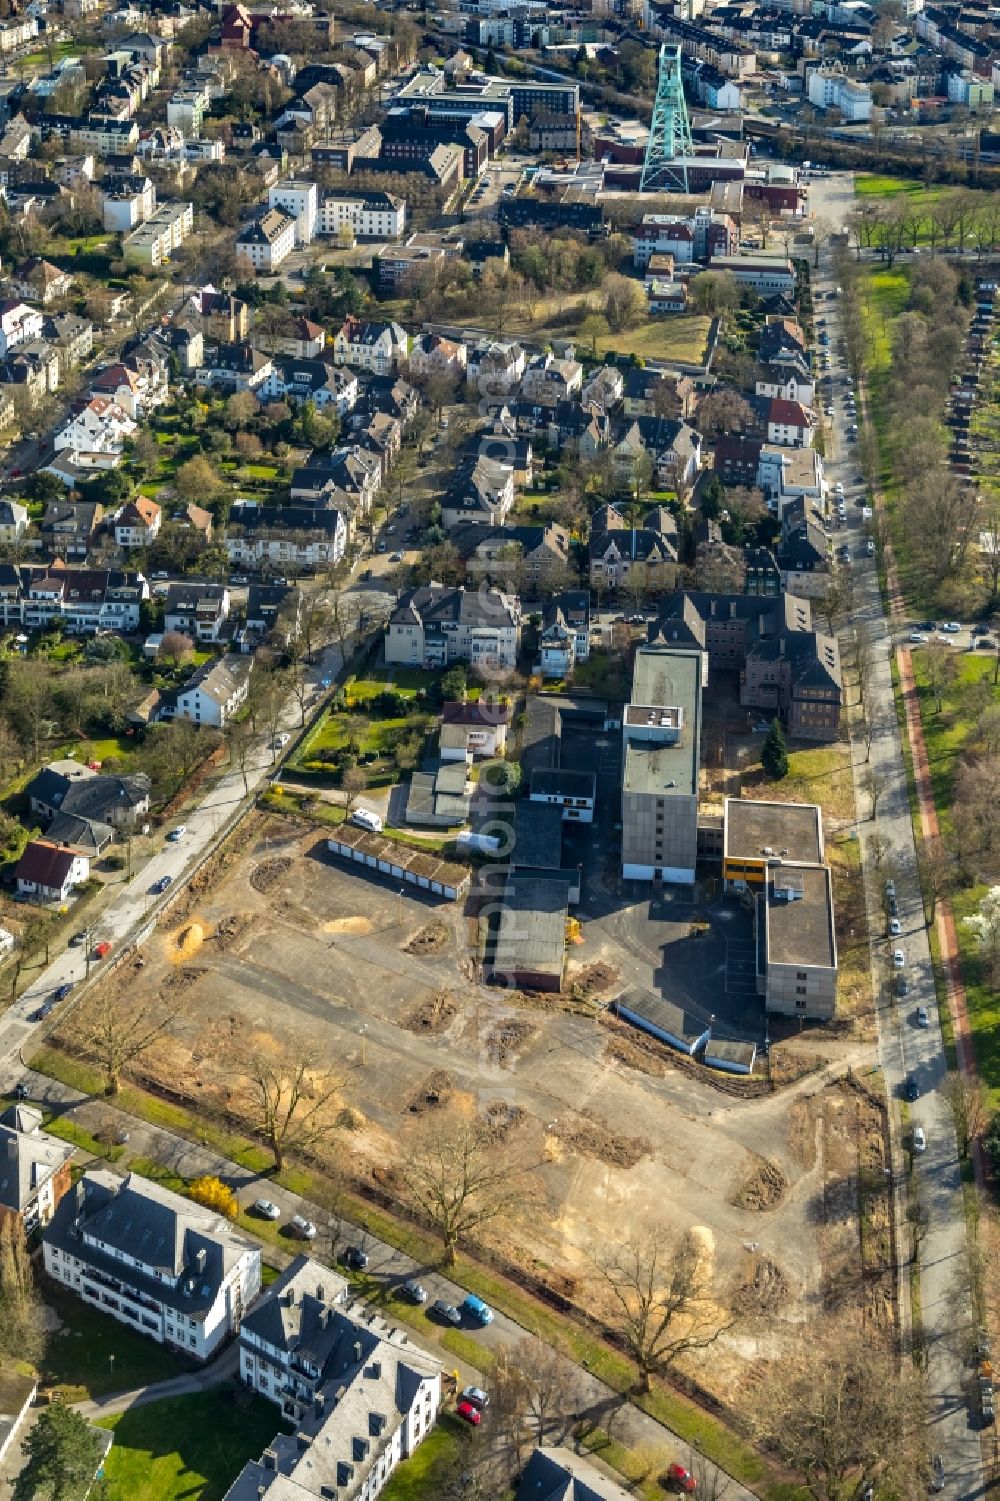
[491, 873, 569, 993]
[621, 646, 705, 884]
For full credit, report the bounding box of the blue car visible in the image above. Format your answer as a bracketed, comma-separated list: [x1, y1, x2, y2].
[150, 875, 173, 895]
[462, 1294, 494, 1326]
[53, 983, 73, 1001]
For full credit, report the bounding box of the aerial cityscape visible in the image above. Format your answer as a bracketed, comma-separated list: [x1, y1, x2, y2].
[0, 0, 994, 1495]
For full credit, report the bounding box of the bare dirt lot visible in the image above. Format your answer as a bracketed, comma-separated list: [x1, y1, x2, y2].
[58, 811, 890, 1397]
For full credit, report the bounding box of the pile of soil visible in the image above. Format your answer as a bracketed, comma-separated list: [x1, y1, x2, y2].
[214, 914, 252, 951]
[734, 1256, 789, 1316]
[405, 920, 451, 956]
[250, 857, 292, 894]
[486, 1019, 536, 1065]
[731, 1158, 788, 1210]
[555, 1110, 649, 1169]
[479, 1099, 525, 1141]
[400, 990, 459, 1035]
[406, 1070, 453, 1114]
[605, 1036, 668, 1078]
[569, 962, 618, 1000]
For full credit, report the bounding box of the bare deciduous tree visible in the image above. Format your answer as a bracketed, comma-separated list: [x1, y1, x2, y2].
[593, 1229, 735, 1394]
[400, 1117, 539, 1266]
[230, 1028, 343, 1172]
[72, 987, 186, 1095]
[941, 1071, 984, 1160]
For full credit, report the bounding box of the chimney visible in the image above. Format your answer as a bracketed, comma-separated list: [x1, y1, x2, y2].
[352, 1340, 363, 1364]
[195, 1248, 206, 1273]
[263, 1450, 278, 1471]
[317, 1283, 325, 1303]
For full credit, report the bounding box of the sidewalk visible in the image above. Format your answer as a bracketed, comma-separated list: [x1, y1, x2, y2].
[70, 1346, 240, 1421]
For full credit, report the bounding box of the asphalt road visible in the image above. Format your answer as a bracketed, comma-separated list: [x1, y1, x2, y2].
[815, 190, 985, 1499]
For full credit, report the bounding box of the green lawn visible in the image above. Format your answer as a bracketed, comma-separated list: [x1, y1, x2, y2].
[909, 649, 998, 839]
[381, 1417, 466, 1501]
[856, 174, 936, 199]
[97, 1388, 283, 1501]
[51, 736, 134, 766]
[346, 667, 438, 702]
[609, 315, 712, 365]
[41, 1288, 185, 1400]
[949, 883, 1000, 1111]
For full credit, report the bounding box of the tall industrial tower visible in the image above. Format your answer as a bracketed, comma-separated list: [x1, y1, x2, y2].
[640, 44, 694, 194]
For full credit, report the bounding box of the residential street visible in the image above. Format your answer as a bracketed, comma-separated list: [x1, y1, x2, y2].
[812, 190, 985, 1499]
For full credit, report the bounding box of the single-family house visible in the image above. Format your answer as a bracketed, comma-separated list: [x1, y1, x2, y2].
[114, 496, 161, 548]
[15, 839, 90, 902]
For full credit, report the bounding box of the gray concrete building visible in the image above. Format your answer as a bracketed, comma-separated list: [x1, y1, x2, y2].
[621, 646, 705, 884]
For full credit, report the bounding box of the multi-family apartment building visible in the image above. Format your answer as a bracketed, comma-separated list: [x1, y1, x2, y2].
[385, 585, 521, 671]
[268, 178, 318, 245]
[332, 317, 407, 375]
[227, 1255, 442, 1501]
[123, 201, 193, 267]
[235, 208, 296, 273]
[0, 564, 148, 635]
[163, 581, 230, 642]
[319, 190, 405, 241]
[621, 645, 705, 884]
[43, 1169, 261, 1361]
[224, 501, 347, 572]
[101, 172, 156, 231]
[0, 1104, 74, 1234]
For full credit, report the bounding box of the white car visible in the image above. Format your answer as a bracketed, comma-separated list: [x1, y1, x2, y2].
[888, 918, 902, 936]
[272, 732, 290, 750]
[912, 1126, 926, 1153]
[166, 825, 186, 842]
[893, 948, 905, 969]
[908, 633, 927, 645]
[916, 1007, 929, 1028]
[289, 1215, 317, 1239]
[942, 621, 962, 633]
[253, 1198, 281, 1220]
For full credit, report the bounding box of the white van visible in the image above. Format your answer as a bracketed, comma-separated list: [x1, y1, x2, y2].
[350, 807, 383, 833]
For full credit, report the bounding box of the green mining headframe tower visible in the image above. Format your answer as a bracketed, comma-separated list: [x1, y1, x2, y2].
[641, 44, 694, 194]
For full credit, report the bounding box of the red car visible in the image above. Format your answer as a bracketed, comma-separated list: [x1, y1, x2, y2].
[92, 941, 112, 960]
[455, 1401, 482, 1427]
[667, 1465, 697, 1493]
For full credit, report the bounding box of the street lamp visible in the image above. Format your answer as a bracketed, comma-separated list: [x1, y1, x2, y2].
[359, 1025, 368, 1067]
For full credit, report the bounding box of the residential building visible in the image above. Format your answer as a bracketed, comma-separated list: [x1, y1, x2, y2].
[441, 454, 515, 530]
[0, 1104, 74, 1234]
[439, 698, 510, 760]
[706, 255, 796, 295]
[115, 496, 161, 548]
[319, 189, 405, 242]
[806, 64, 873, 120]
[466, 338, 526, 398]
[11, 257, 73, 304]
[228, 1255, 442, 1501]
[589, 504, 680, 594]
[275, 318, 325, 360]
[164, 581, 230, 642]
[38, 500, 103, 561]
[15, 839, 90, 902]
[722, 797, 837, 1020]
[70, 116, 140, 157]
[53, 396, 136, 464]
[385, 585, 521, 671]
[166, 80, 210, 135]
[0, 564, 147, 635]
[101, 172, 155, 231]
[268, 178, 318, 245]
[0, 300, 43, 357]
[408, 332, 467, 379]
[224, 502, 347, 572]
[0, 499, 27, 543]
[520, 352, 583, 407]
[195, 343, 273, 395]
[123, 201, 193, 267]
[539, 591, 590, 679]
[43, 1169, 261, 1360]
[517, 1446, 634, 1501]
[28, 759, 151, 848]
[42, 313, 94, 367]
[332, 317, 408, 375]
[454, 521, 571, 591]
[621, 646, 705, 884]
[260, 358, 357, 414]
[171, 654, 252, 729]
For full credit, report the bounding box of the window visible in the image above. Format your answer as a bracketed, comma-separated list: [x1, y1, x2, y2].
[795, 984, 807, 995]
[796, 970, 807, 980]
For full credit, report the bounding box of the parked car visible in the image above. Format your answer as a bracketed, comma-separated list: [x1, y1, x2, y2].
[942, 621, 962, 633]
[253, 1198, 281, 1220]
[931, 1456, 944, 1493]
[908, 633, 927, 645]
[272, 733, 290, 750]
[33, 1002, 54, 1021]
[53, 983, 73, 1001]
[150, 875, 172, 895]
[430, 1299, 462, 1326]
[885, 879, 896, 898]
[92, 941, 112, 960]
[912, 1125, 926, 1153]
[456, 1401, 482, 1426]
[666, 1465, 697, 1493]
[905, 1074, 919, 1101]
[400, 1279, 427, 1304]
[345, 1246, 369, 1271]
[70, 931, 86, 946]
[462, 1294, 494, 1325]
[916, 1006, 929, 1028]
[289, 1214, 317, 1239]
[893, 949, 905, 969]
[461, 1387, 489, 1409]
[888, 918, 901, 937]
[166, 825, 186, 842]
[897, 973, 910, 997]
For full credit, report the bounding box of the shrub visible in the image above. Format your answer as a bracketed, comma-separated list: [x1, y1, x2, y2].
[189, 1176, 238, 1219]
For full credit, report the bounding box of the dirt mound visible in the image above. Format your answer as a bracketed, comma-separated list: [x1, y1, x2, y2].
[406, 1070, 454, 1114]
[250, 857, 292, 894]
[214, 914, 252, 951]
[569, 962, 619, 1001]
[486, 1019, 536, 1066]
[734, 1256, 789, 1316]
[162, 965, 205, 995]
[170, 923, 204, 961]
[605, 1036, 667, 1078]
[405, 919, 451, 956]
[731, 1158, 788, 1210]
[401, 990, 459, 1035]
[555, 1110, 649, 1169]
[479, 1099, 525, 1141]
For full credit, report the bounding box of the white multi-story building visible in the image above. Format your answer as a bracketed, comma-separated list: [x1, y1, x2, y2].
[268, 178, 318, 245]
[332, 316, 408, 375]
[0, 566, 148, 635]
[385, 584, 521, 671]
[123, 201, 193, 267]
[225, 501, 347, 572]
[166, 81, 210, 136]
[171, 654, 252, 729]
[53, 395, 136, 457]
[42, 1169, 261, 1361]
[227, 1256, 442, 1501]
[319, 190, 405, 241]
[101, 173, 155, 232]
[0, 300, 43, 357]
[806, 64, 872, 120]
[236, 208, 296, 273]
[114, 496, 161, 548]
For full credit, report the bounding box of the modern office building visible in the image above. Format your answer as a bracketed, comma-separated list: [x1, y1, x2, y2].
[621, 645, 705, 884]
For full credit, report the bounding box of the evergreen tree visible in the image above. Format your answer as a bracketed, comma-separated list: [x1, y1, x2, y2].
[13, 1403, 105, 1501]
[761, 718, 789, 780]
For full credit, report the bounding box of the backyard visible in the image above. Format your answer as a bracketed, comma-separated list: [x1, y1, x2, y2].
[96, 1388, 284, 1501]
[40, 1287, 185, 1401]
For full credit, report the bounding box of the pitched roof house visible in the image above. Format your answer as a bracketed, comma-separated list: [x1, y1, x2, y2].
[0, 1104, 74, 1233]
